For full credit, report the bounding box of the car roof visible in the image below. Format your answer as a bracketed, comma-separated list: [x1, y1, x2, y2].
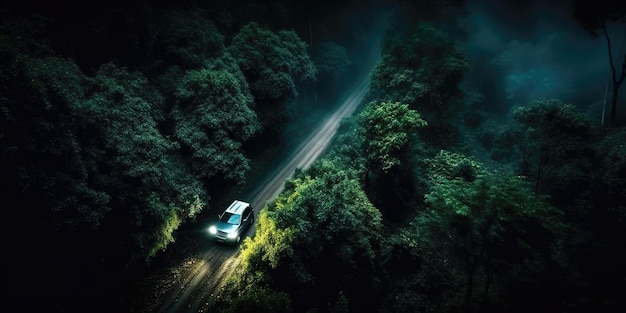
[224, 200, 250, 215]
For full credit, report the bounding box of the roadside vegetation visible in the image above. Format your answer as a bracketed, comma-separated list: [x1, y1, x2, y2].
[2, 0, 625, 313]
[215, 1, 626, 313]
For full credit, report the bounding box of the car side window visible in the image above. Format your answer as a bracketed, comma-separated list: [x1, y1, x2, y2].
[243, 207, 251, 220]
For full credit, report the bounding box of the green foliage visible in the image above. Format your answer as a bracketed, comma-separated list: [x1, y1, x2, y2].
[0, 13, 54, 58]
[218, 210, 295, 313]
[425, 149, 483, 182]
[80, 63, 177, 186]
[581, 128, 626, 298]
[224, 287, 293, 313]
[146, 193, 182, 258]
[278, 30, 318, 82]
[358, 101, 427, 173]
[490, 123, 529, 166]
[229, 21, 317, 102]
[514, 99, 595, 146]
[424, 168, 562, 234]
[161, 155, 207, 219]
[8, 2, 621, 312]
[229, 158, 383, 312]
[377, 246, 460, 313]
[492, 99, 597, 201]
[270, 159, 383, 311]
[235, 210, 295, 286]
[1, 54, 208, 311]
[367, 21, 468, 151]
[311, 41, 352, 79]
[369, 22, 468, 113]
[78, 62, 204, 263]
[511, 99, 596, 199]
[418, 150, 564, 310]
[595, 129, 626, 202]
[157, 9, 226, 69]
[172, 67, 260, 182]
[324, 116, 369, 180]
[226, 21, 318, 145]
[0, 55, 112, 230]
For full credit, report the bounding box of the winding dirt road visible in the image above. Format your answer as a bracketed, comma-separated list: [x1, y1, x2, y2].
[149, 78, 370, 313]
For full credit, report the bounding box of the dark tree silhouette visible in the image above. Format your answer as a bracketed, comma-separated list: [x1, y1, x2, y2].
[575, 0, 626, 127]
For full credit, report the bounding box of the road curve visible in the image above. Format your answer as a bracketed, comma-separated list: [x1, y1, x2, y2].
[150, 78, 370, 313]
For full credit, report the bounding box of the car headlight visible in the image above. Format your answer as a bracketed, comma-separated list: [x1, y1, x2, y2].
[227, 231, 238, 239]
[208, 226, 217, 234]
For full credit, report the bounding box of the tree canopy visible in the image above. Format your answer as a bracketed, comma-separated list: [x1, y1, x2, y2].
[418, 150, 564, 312]
[358, 101, 427, 173]
[506, 99, 596, 199]
[228, 21, 317, 137]
[369, 22, 469, 115]
[3, 1, 626, 313]
[172, 68, 260, 182]
[229, 22, 317, 102]
[311, 41, 352, 80]
[222, 159, 383, 312]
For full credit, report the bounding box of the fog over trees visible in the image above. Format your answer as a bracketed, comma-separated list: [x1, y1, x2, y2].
[1, 0, 625, 312]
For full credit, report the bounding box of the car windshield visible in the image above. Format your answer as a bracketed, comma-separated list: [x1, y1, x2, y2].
[220, 212, 241, 225]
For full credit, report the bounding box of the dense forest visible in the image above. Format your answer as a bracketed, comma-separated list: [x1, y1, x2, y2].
[2, 0, 625, 312]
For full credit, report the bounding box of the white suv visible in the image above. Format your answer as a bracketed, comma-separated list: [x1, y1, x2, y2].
[208, 200, 255, 244]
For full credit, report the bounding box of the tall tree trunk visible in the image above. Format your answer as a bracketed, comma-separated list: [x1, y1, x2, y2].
[612, 53, 626, 126]
[603, 24, 626, 128]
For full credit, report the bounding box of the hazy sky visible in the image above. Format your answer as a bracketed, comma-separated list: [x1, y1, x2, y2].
[459, 0, 625, 120]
